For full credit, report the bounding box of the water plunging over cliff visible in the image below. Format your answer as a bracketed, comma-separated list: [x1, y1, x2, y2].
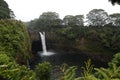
[39, 32, 47, 53]
[39, 32, 54, 56]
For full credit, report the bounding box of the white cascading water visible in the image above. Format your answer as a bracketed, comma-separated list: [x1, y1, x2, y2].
[39, 32, 47, 54]
[39, 32, 54, 56]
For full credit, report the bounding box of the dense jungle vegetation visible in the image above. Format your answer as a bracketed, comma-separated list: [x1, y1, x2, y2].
[0, 0, 120, 80]
[26, 10, 120, 61]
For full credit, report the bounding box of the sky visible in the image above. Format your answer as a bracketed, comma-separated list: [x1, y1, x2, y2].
[5, 0, 120, 22]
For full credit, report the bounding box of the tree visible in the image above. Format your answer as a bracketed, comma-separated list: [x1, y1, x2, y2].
[74, 15, 84, 26]
[40, 12, 59, 20]
[63, 15, 84, 26]
[86, 9, 110, 26]
[26, 19, 38, 30]
[62, 15, 84, 40]
[0, 0, 15, 19]
[109, 0, 120, 5]
[35, 12, 62, 31]
[109, 13, 120, 26]
[35, 62, 51, 80]
[0, 20, 31, 64]
[63, 15, 75, 25]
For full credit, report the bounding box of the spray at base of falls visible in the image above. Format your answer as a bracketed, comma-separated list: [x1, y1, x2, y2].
[39, 32, 55, 56]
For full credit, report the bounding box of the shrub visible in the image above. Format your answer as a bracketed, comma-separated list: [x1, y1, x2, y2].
[111, 52, 120, 66]
[0, 20, 31, 64]
[35, 62, 51, 80]
[0, 54, 37, 80]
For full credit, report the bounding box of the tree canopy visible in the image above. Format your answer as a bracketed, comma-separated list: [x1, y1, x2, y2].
[109, 0, 120, 5]
[86, 9, 109, 26]
[63, 15, 84, 26]
[0, 0, 15, 19]
[0, 20, 31, 64]
[110, 13, 120, 26]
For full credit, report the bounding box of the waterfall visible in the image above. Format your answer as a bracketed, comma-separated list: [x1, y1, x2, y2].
[39, 32, 55, 56]
[39, 32, 47, 55]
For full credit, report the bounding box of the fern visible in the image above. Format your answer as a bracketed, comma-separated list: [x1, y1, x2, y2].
[95, 63, 120, 80]
[56, 60, 99, 80]
[56, 64, 78, 80]
[79, 59, 99, 80]
[95, 68, 110, 80]
[64, 66, 77, 80]
[81, 59, 93, 78]
[0, 54, 37, 80]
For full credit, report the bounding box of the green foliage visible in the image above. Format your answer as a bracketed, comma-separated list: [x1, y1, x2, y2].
[86, 9, 109, 26]
[94, 53, 120, 80]
[56, 64, 78, 80]
[0, 20, 35, 80]
[34, 12, 62, 31]
[0, 53, 10, 65]
[56, 60, 99, 80]
[25, 10, 120, 80]
[35, 62, 51, 80]
[27, 11, 120, 57]
[95, 63, 120, 80]
[111, 52, 120, 66]
[55, 56, 120, 80]
[0, 19, 35, 80]
[110, 13, 120, 26]
[0, 0, 15, 19]
[0, 20, 31, 63]
[85, 26, 120, 54]
[98, 27, 120, 52]
[81, 59, 93, 77]
[0, 54, 37, 80]
[62, 66, 77, 80]
[79, 59, 98, 80]
[63, 15, 84, 26]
